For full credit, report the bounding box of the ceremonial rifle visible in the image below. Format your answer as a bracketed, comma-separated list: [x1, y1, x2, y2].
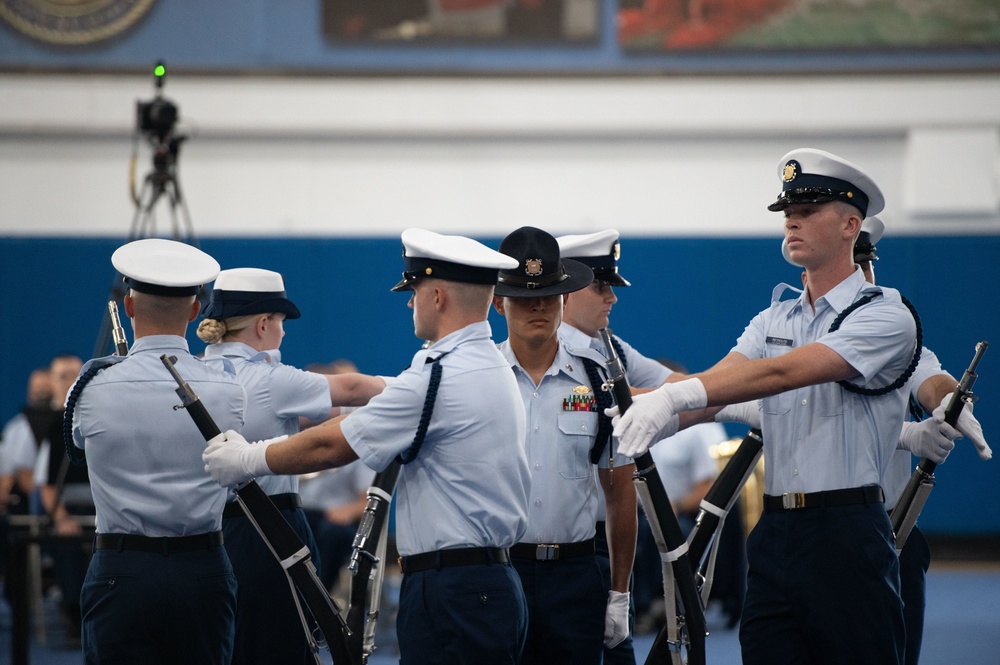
[598, 328, 706, 665]
[345, 460, 401, 664]
[891, 341, 988, 552]
[160, 354, 352, 665]
[686, 428, 762, 604]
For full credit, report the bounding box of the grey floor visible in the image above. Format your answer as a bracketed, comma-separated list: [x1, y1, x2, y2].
[4, 563, 999, 664]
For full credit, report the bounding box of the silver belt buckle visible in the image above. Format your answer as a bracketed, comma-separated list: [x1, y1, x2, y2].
[782, 492, 806, 509]
[536, 544, 559, 561]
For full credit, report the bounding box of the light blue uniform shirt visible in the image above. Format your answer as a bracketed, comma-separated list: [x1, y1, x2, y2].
[559, 322, 669, 521]
[72, 335, 246, 536]
[651, 422, 728, 502]
[883, 347, 945, 509]
[342, 321, 530, 557]
[498, 339, 627, 544]
[732, 268, 916, 496]
[558, 322, 672, 390]
[203, 342, 331, 497]
[298, 460, 375, 512]
[0, 414, 38, 475]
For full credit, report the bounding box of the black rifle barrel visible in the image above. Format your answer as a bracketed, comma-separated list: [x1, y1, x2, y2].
[890, 341, 988, 539]
[686, 428, 762, 569]
[159, 354, 352, 665]
[346, 460, 401, 665]
[597, 330, 705, 665]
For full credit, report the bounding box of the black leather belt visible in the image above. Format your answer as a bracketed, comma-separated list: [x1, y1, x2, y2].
[763, 485, 884, 512]
[510, 538, 595, 561]
[94, 531, 223, 553]
[398, 547, 510, 574]
[223, 492, 301, 518]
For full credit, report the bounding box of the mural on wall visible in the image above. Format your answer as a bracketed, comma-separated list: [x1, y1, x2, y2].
[618, 0, 1000, 51]
[322, 0, 599, 43]
[0, 0, 156, 46]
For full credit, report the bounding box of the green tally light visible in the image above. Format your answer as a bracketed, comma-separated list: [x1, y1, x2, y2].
[154, 64, 165, 77]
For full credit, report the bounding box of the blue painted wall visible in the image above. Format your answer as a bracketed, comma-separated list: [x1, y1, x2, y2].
[2, 234, 998, 534]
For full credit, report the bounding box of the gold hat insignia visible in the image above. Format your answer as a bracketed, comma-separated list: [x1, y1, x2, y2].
[782, 162, 798, 182]
[525, 258, 543, 276]
[613, 242, 621, 261]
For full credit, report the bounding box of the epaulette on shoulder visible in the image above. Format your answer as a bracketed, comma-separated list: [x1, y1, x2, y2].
[80, 355, 126, 374]
[771, 283, 803, 303]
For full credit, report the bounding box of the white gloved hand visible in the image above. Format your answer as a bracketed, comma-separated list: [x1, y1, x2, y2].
[898, 419, 958, 464]
[604, 590, 630, 648]
[202, 430, 285, 488]
[713, 401, 762, 428]
[607, 378, 707, 459]
[934, 393, 992, 461]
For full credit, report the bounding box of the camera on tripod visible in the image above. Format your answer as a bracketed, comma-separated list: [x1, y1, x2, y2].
[135, 61, 179, 142]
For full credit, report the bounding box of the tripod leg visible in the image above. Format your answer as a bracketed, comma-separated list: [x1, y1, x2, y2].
[165, 176, 198, 247]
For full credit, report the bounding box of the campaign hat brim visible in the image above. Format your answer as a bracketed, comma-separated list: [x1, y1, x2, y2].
[493, 257, 594, 298]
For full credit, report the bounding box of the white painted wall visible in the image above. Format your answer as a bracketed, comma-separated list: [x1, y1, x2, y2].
[2, 73, 999, 238]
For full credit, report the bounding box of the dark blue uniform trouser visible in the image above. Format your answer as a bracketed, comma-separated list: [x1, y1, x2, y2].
[595, 522, 635, 665]
[899, 525, 931, 665]
[513, 553, 606, 665]
[224, 504, 320, 665]
[397, 561, 528, 665]
[739, 502, 904, 665]
[81, 544, 236, 665]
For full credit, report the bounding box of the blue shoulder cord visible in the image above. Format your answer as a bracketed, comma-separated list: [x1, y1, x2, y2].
[581, 334, 628, 464]
[396, 352, 449, 465]
[828, 292, 923, 397]
[582, 357, 614, 465]
[62, 358, 123, 468]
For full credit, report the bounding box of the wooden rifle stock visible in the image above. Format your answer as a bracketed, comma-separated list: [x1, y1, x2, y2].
[160, 354, 352, 665]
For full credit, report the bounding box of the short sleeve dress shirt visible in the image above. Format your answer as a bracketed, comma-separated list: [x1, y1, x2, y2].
[732, 268, 917, 495]
[341, 321, 530, 557]
[73, 335, 246, 536]
[203, 342, 330, 496]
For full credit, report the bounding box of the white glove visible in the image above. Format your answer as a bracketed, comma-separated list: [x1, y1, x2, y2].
[714, 401, 762, 428]
[604, 590, 630, 648]
[607, 378, 707, 459]
[898, 419, 958, 464]
[934, 393, 992, 461]
[202, 430, 285, 488]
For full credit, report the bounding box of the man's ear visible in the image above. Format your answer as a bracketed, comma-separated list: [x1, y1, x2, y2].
[492, 296, 505, 315]
[123, 294, 135, 318]
[188, 299, 201, 323]
[844, 211, 862, 240]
